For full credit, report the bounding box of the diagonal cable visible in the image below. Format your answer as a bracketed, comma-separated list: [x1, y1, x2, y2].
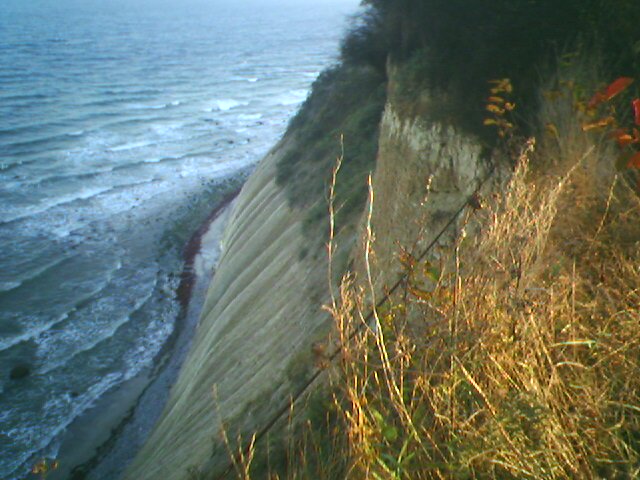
[216, 165, 497, 480]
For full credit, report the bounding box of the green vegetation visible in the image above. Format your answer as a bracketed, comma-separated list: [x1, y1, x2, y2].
[242, 3, 640, 479]
[328, 115, 640, 477]
[277, 0, 640, 244]
[277, 63, 386, 251]
[218, 387, 348, 480]
[236, 67, 640, 478]
[355, 0, 640, 134]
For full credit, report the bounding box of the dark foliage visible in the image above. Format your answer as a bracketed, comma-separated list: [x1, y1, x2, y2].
[357, 0, 640, 133]
[339, 7, 388, 74]
[277, 0, 640, 239]
[278, 62, 386, 244]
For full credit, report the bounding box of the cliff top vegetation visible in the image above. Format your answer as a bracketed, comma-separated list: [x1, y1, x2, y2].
[276, 0, 640, 255]
[219, 2, 640, 479]
[345, 0, 640, 132]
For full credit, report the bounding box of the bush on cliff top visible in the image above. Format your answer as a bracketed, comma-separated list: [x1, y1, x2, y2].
[353, 0, 640, 133]
[277, 62, 386, 248]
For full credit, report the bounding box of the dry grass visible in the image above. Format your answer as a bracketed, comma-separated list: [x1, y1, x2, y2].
[329, 118, 640, 478]
[215, 395, 348, 480]
[221, 61, 640, 479]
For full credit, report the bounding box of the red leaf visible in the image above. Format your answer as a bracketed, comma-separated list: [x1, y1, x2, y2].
[609, 128, 627, 139]
[605, 77, 634, 99]
[588, 92, 606, 108]
[613, 129, 636, 147]
[589, 77, 634, 108]
[617, 134, 635, 147]
[588, 92, 605, 108]
[626, 152, 640, 169]
[633, 99, 640, 126]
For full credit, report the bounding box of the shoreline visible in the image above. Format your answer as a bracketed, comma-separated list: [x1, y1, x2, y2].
[176, 188, 241, 311]
[42, 189, 240, 480]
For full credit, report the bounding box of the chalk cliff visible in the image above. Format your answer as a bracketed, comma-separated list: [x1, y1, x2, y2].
[125, 135, 334, 478]
[125, 54, 494, 478]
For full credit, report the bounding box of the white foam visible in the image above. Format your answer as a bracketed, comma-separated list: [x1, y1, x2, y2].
[126, 103, 168, 110]
[0, 312, 70, 352]
[125, 103, 149, 110]
[273, 89, 308, 106]
[238, 113, 263, 121]
[143, 153, 182, 164]
[1, 185, 114, 224]
[208, 98, 249, 112]
[1, 372, 125, 480]
[0, 281, 21, 292]
[38, 291, 154, 375]
[143, 157, 163, 164]
[124, 100, 179, 111]
[50, 224, 74, 238]
[124, 318, 173, 379]
[109, 141, 155, 152]
[151, 123, 183, 136]
[0, 257, 68, 293]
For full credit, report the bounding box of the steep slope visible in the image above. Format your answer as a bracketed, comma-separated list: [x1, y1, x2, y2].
[358, 63, 500, 291]
[124, 137, 332, 479]
[124, 53, 501, 480]
[124, 54, 386, 478]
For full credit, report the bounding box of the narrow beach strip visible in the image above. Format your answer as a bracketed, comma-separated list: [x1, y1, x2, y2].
[44, 189, 241, 480]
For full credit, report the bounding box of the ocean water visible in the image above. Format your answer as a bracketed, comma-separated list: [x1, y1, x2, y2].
[0, 0, 358, 477]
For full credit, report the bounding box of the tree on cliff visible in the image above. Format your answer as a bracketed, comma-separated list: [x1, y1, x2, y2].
[344, 0, 640, 133]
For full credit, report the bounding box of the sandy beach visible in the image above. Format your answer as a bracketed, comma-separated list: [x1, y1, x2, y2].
[41, 190, 240, 480]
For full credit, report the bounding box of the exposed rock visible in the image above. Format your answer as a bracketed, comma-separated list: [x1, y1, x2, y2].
[352, 61, 507, 294]
[126, 59, 508, 480]
[9, 364, 30, 381]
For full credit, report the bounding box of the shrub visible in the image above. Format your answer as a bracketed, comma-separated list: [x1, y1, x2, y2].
[358, 0, 640, 135]
[277, 63, 386, 247]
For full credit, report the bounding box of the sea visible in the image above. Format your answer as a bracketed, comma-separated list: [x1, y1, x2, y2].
[0, 0, 359, 477]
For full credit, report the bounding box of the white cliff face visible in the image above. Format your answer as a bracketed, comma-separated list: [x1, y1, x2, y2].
[124, 137, 333, 480]
[359, 95, 493, 291]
